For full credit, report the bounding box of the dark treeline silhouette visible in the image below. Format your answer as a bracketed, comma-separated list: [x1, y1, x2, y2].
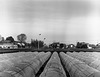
[31, 39, 44, 48]
[76, 42, 88, 49]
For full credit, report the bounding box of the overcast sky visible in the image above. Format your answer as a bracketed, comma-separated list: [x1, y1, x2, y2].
[0, 0, 100, 44]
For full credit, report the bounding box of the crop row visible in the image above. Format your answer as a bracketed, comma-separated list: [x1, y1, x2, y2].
[67, 52, 100, 71]
[60, 52, 100, 77]
[0, 52, 51, 77]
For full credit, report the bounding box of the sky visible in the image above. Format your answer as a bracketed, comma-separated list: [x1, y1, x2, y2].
[0, 0, 100, 44]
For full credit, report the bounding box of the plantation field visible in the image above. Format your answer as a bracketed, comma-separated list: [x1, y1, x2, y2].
[0, 51, 100, 77]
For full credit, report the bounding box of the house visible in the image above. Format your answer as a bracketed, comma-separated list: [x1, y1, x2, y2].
[0, 40, 18, 49]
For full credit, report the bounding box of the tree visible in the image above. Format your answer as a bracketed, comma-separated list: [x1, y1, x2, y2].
[31, 39, 44, 48]
[76, 42, 88, 49]
[59, 43, 66, 49]
[43, 44, 49, 49]
[17, 34, 27, 42]
[0, 35, 2, 41]
[0, 35, 4, 42]
[49, 42, 60, 49]
[2, 37, 4, 41]
[6, 36, 14, 42]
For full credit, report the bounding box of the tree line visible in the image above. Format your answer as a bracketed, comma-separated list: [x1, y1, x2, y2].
[0, 34, 100, 49]
[0, 34, 44, 48]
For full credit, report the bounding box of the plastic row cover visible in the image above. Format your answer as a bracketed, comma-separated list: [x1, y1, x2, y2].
[0, 52, 51, 77]
[0, 52, 28, 61]
[60, 52, 100, 77]
[85, 52, 100, 71]
[85, 58, 100, 72]
[40, 52, 66, 77]
[0, 52, 33, 61]
[31, 52, 51, 74]
[0, 52, 38, 72]
[0, 52, 38, 61]
[66, 52, 95, 65]
[67, 52, 100, 71]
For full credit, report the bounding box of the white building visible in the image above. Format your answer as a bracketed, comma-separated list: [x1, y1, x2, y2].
[0, 41, 18, 49]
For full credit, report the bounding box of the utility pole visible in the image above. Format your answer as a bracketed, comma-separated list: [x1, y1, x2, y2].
[38, 34, 41, 49]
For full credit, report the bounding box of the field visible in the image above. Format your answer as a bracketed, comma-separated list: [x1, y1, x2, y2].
[0, 50, 100, 77]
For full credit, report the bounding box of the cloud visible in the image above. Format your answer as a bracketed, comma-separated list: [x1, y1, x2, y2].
[7, 0, 92, 23]
[0, 0, 100, 44]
